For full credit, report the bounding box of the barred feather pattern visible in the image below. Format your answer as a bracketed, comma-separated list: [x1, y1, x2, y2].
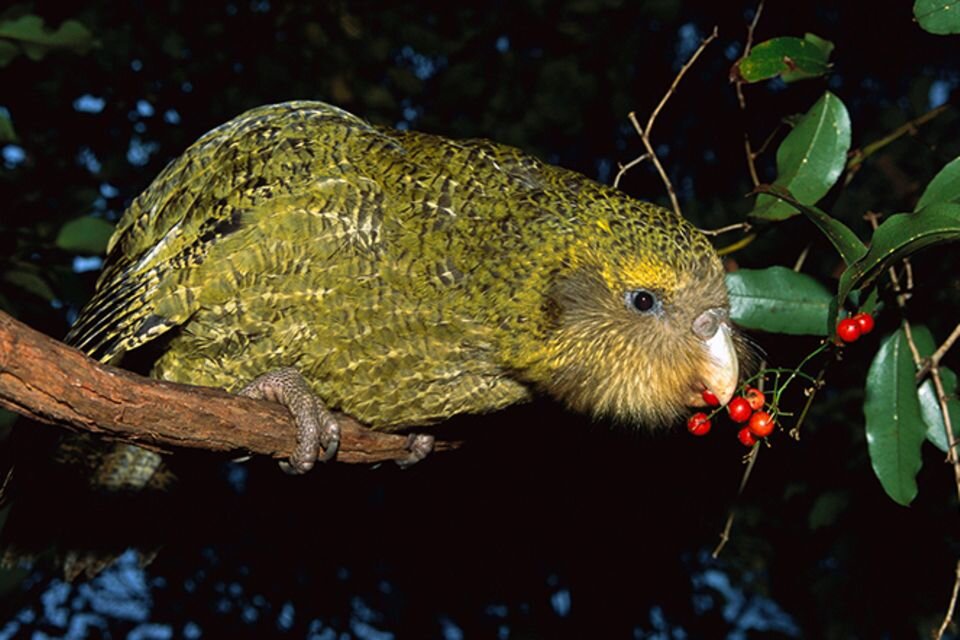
[64, 101, 732, 490]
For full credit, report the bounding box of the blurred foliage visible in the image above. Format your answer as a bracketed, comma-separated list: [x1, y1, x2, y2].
[2, 0, 960, 638]
[0, 12, 96, 66]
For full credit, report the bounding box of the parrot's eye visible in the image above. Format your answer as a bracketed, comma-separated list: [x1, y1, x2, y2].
[627, 289, 659, 314]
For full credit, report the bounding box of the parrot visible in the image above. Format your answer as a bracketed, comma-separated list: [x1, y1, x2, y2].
[58, 100, 742, 479]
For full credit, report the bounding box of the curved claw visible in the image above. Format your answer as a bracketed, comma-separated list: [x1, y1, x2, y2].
[238, 367, 340, 474]
[396, 433, 435, 469]
[317, 412, 341, 463]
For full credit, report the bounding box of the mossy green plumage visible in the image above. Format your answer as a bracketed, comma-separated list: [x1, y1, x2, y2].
[67, 100, 731, 435]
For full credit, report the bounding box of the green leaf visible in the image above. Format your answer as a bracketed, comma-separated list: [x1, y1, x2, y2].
[864, 329, 926, 506]
[0, 109, 15, 143]
[919, 367, 960, 453]
[801, 32, 835, 60]
[838, 202, 960, 305]
[911, 325, 937, 356]
[854, 286, 881, 317]
[0, 41, 17, 67]
[751, 92, 852, 221]
[55, 216, 115, 255]
[808, 490, 848, 530]
[911, 325, 960, 453]
[752, 186, 866, 265]
[2, 269, 55, 301]
[915, 156, 960, 209]
[914, 0, 960, 35]
[735, 35, 833, 84]
[0, 15, 95, 64]
[726, 266, 833, 335]
[0, 408, 16, 432]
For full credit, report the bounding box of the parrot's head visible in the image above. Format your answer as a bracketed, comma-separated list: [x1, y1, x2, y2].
[528, 201, 745, 428]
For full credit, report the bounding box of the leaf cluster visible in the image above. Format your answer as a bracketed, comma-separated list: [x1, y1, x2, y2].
[725, 7, 960, 506]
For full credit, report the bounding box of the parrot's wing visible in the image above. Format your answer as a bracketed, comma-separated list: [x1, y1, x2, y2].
[65, 102, 387, 362]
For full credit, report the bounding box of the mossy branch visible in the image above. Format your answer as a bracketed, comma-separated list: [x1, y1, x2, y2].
[0, 310, 458, 465]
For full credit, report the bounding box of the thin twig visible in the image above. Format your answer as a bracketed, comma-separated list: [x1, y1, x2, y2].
[917, 322, 960, 383]
[742, 136, 761, 188]
[627, 112, 681, 217]
[623, 26, 719, 217]
[865, 212, 926, 369]
[935, 560, 960, 640]
[717, 233, 757, 256]
[735, 1, 765, 186]
[932, 363, 960, 488]
[865, 211, 915, 310]
[712, 443, 761, 558]
[845, 104, 950, 185]
[789, 362, 829, 441]
[699, 222, 752, 236]
[735, 1, 764, 110]
[709, 6, 765, 561]
[613, 153, 651, 189]
[753, 123, 782, 158]
[713, 512, 736, 558]
[793, 244, 811, 272]
[645, 26, 719, 138]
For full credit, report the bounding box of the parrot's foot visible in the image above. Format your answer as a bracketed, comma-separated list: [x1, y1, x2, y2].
[239, 367, 340, 473]
[397, 433, 435, 469]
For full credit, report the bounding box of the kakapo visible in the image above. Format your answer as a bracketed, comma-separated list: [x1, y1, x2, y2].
[66, 101, 742, 474]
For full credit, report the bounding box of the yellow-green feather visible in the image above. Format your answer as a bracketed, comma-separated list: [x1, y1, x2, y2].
[67, 100, 725, 431]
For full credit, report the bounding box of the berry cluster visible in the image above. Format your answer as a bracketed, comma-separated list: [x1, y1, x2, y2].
[687, 385, 775, 446]
[687, 312, 876, 446]
[836, 312, 875, 343]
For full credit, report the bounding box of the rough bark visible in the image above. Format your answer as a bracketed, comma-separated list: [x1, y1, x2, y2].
[0, 310, 458, 465]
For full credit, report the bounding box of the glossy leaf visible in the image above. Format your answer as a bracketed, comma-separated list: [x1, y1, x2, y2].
[751, 92, 852, 221]
[914, 0, 960, 35]
[915, 156, 960, 209]
[726, 267, 833, 335]
[911, 325, 960, 453]
[852, 286, 881, 317]
[864, 329, 926, 506]
[919, 367, 960, 454]
[752, 186, 866, 265]
[911, 325, 937, 357]
[838, 202, 960, 305]
[735, 35, 833, 83]
[55, 216, 115, 255]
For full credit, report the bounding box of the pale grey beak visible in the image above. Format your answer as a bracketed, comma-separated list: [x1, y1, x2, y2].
[689, 308, 739, 407]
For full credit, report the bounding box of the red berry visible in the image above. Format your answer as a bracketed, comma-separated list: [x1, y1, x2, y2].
[687, 412, 712, 436]
[854, 312, 875, 335]
[836, 317, 862, 343]
[748, 411, 775, 438]
[738, 427, 757, 447]
[701, 389, 720, 407]
[743, 387, 765, 411]
[727, 396, 752, 423]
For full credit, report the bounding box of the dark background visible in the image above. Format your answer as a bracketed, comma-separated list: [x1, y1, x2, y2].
[1, 1, 959, 638]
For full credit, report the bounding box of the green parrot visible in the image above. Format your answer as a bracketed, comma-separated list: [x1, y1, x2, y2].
[62, 100, 741, 478]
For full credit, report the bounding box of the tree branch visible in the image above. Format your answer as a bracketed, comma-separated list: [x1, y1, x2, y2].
[0, 310, 459, 465]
